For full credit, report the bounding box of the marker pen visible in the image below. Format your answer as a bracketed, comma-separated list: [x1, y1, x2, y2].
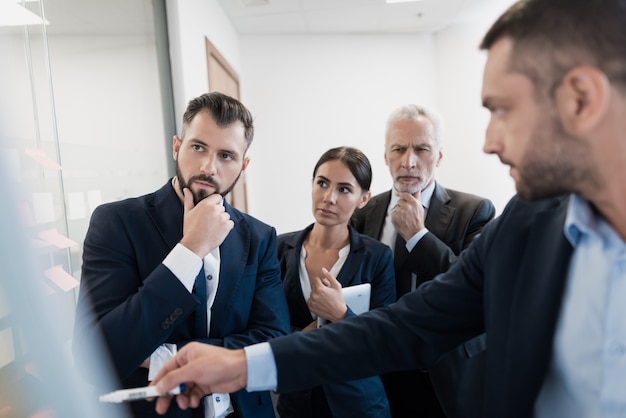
[99, 384, 185, 403]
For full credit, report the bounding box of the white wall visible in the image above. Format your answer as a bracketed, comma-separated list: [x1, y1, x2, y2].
[165, 0, 519, 234]
[240, 34, 436, 233]
[166, 0, 242, 132]
[433, 7, 517, 214]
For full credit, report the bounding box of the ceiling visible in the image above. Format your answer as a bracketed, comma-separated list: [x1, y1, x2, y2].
[17, 0, 513, 36]
[215, 0, 513, 35]
[20, 0, 156, 36]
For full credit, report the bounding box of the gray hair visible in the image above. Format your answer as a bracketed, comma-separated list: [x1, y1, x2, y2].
[385, 104, 444, 149]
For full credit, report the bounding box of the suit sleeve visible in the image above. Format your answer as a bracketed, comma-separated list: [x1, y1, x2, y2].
[270, 216, 498, 393]
[368, 244, 396, 309]
[72, 204, 198, 383]
[406, 198, 496, 285]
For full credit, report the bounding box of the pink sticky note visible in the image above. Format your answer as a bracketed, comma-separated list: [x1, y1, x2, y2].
[24, 361, 41, 380]
[24, 148, 61, 170]
[24, 148, 62, 170]
[31, 407, 55, 418]
[38, 229, 77, 249]
[44, 265, 79, 292]
[31, 238, 51, 248]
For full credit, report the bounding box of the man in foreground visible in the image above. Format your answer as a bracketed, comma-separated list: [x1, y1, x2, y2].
[151, 1, 626, 416]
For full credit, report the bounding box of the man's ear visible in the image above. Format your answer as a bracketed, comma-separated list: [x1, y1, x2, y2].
[241, 156, 251, 172]
[555, 66, 610, 134]
[172, 135, 182, 160]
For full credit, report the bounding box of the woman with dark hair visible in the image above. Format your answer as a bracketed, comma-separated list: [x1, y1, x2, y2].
[276, 146, 395, 418]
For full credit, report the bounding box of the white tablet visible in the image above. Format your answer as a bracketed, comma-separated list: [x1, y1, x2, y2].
[317, 283, 371, 328]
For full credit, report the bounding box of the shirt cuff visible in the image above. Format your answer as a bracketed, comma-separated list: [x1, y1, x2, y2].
[405, 228, 429, 252]
[244, 342, 277, 392]
[162, 243, 202, 292]
[148, 343, 177, 381]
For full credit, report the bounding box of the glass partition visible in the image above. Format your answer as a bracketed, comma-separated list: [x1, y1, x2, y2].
[0, 0, 170, 415]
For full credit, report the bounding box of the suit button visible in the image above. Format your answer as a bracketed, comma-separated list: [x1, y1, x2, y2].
[174, 307, 183, 315]
[169, 312, 178, 321]
[161, 321, 169, 329]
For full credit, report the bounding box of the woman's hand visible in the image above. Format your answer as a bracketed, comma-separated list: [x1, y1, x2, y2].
[308, 268, 347, 323]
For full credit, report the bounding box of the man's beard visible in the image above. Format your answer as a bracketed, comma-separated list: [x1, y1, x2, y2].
[175, 160, 242, 205]
[514, 112, 594, 201]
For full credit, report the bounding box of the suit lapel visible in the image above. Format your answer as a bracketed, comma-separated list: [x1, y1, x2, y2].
[336, 226, 365, 287]
[145, 181, 184, 251]
[425, 183, 454, 239]
[505, 197, 572, 408]
[364, 191, 391, 239]
[283, 228, 315, 323]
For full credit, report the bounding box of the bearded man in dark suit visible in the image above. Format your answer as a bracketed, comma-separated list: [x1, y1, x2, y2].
[72, 92, 289, 418]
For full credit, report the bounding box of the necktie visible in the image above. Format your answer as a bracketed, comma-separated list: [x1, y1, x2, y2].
[394, 234, 413, 297]
[193, 265, 207, 338]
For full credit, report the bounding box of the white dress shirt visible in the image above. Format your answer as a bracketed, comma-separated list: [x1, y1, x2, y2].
[157, 242, 233, 418]
[298, 244, 350, 320]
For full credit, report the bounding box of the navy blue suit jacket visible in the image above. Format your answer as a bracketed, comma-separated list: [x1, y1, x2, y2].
[73, 181, 290, 418]
[276, 224, 396, 417]
[270, 195, 572, 418]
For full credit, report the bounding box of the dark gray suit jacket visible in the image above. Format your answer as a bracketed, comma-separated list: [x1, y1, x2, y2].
[271, 195, 572, 418]
[351, 182, 495, 417]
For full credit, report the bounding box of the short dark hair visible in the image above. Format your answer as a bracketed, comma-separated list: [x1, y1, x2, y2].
[480, 0, 626, 95]
[181, 92, 254, 149]
[313, 146, 373, 192]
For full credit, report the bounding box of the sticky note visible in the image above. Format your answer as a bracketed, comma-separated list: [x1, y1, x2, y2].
[44, 265, 79, 292]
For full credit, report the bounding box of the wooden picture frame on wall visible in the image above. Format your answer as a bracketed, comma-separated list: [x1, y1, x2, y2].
[205, 37, 249, 213]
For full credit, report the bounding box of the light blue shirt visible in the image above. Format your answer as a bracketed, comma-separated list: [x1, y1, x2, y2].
[535, 194, 626, 417]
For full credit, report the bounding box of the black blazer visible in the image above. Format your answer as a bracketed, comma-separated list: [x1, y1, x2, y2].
[73, 181, 290, 418]
[270, 195, 573, 418]
[276, 224, 396, 417]
[351, 182, 495, 417]
[352, 183, 496, 294]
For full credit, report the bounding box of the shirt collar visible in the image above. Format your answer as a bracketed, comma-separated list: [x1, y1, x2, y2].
[564, 194, 595, 247]
[564, 193, 626, 250]
[420, 181, 436, 210]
